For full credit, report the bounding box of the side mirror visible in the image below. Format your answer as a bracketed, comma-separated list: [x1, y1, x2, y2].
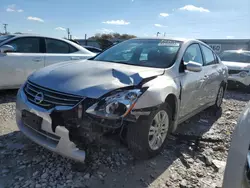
[0, 45, 15, 53]
[185, 61, 202, 72]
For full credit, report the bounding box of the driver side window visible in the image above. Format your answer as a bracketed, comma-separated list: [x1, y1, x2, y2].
[183, 44, 203, 65]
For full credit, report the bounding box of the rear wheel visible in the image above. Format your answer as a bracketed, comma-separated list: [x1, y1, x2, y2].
[214, 85, 225, 109]
[127, 103, 172, 159]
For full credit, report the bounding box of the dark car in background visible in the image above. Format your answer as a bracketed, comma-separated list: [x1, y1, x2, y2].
[83, 46, 103, 53]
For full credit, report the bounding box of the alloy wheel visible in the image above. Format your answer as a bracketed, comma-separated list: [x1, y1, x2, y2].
[148, 110, 169, 151]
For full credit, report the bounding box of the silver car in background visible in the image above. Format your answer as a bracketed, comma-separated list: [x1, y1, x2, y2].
[0, 34, 95, 90]
[223, 102, 250, 188]
[16, 38, 228, 162]
[220, 50, 250, 89]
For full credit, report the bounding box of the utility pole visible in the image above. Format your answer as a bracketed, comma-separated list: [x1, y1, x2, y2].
[67, 28, 70, 39]
[157, 32, 160, 37]
[3, 24, 8, 34]
[85, 34, 87, 45]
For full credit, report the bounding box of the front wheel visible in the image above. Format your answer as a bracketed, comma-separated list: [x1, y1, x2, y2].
[127, 103, 172, 159]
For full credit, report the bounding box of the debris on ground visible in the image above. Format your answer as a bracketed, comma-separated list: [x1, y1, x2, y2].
[0, 90, 249, 188]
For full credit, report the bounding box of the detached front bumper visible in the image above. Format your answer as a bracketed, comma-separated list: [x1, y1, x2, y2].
[16, 87, 86, 163]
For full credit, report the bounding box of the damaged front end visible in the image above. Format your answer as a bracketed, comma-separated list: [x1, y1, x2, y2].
[16, 80, 151, 162]
[50, 87, 148, 143]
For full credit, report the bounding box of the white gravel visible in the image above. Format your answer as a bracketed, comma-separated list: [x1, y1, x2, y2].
[0, 89, 249, 188]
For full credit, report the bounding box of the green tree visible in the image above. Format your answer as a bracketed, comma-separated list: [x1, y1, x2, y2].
[88, 32, 136, 49]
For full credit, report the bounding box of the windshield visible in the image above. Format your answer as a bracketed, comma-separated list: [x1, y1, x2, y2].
[0, 35, 14, 44]
[93, 39, 182, 68]
[219, 51, 250, 63]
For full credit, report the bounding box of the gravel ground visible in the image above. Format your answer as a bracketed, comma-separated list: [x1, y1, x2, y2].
[0, 89, 249, 188]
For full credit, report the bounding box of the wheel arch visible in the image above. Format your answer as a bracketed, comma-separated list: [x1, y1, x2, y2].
[165, 93, 178, 122]
[221, 80, 227, 90]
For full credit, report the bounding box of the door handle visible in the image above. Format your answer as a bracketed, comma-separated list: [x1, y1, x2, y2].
[32, 58, 42, 62]
[70, 57, 80, 60]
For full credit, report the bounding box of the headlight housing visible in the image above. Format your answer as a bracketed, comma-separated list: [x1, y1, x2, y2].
[239, 71, 248, 78]
[86, 89, 145, 119]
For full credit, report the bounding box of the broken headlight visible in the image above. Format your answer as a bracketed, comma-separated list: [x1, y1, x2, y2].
[86, 89, 145, 119]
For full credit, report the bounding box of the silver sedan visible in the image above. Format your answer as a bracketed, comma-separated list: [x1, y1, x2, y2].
[16, 38, 228, 162]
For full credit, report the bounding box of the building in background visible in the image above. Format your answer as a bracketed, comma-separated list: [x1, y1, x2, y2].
[200, 39, 250, 54]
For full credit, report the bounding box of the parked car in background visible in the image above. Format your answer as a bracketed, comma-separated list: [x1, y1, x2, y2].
[223, 102, 250, 188]
[83, 46, 103, 53]
[16, 38, 228, 162]
[220, 50, 250, 90]
[0, 34, 95, 89]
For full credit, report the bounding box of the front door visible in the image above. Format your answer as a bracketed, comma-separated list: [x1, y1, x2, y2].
[0, 37, 45, 89]
[178, 43, 207, 118]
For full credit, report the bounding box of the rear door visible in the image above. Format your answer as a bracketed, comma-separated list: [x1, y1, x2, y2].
[0, 37, 44, 89]
[44, 38, 89, 66]
[200, 44, 221, 104]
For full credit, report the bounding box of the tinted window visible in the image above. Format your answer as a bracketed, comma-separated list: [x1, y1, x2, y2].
[46, 38, 71, 53]
[201, 45, 215, 66]
[6, 37, 40, 53]
[93, 39, 182, 68]
[219, 51, 250, 63]
[183, 44, 203, 65]
[69, 45, 78, 53]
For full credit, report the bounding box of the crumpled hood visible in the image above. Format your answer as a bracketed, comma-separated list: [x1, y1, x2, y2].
[28, 60, 164, 98]
[222, 61, 250, 70]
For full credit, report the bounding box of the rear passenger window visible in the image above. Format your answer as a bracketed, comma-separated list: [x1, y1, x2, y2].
[201, 45, 216, 66]
[46, 38, 70, 53]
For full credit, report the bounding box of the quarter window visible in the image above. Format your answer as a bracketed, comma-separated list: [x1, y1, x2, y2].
[46, 38, 76, 53]
[201, 45, 216, 66]
[6, 37, 40, 53]
[183, 44, 203, 65]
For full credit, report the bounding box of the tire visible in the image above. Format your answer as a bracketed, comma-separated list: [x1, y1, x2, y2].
[127, 103, 173, 159]
[214, 84, 225, 109]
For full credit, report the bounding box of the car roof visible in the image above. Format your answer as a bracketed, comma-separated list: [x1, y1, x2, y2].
[7, 34, 95, 54]
[128, 37, 209, 46]
[129, 37, 211, 50]
[130, 37, 201, 42]
[11, 34, 71, 42]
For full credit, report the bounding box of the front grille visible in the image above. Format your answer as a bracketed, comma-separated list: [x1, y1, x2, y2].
[228, 69, 243, 74]
[24, 81, 84, 109]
